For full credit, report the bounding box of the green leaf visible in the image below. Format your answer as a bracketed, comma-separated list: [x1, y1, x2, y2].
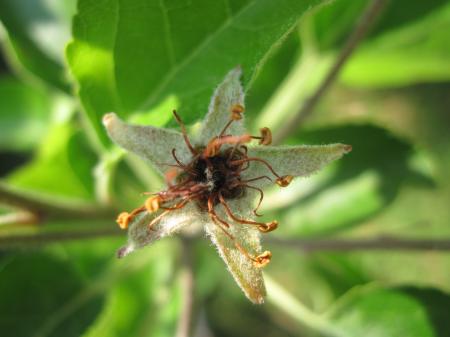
[81, 241, 180, 337]
[66, 0, 329, 146]
[313, 0, 447, 51]
[340, 3, 450, 88]
[327, 286, 450, 337]
[0, 0, 76, 91]
[0, 252, 103, 337]
[0, 76, 51, 151]
[7, 115, 97, 200]
[267, 125, 417, 237]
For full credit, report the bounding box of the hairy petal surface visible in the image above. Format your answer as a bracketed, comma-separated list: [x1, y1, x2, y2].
[244, 144, 352, 188]
[196, 67, 246, 144]
[118, 203, 200, 258]
[205, 196, 266, 304]
[103, 113, 192, 174]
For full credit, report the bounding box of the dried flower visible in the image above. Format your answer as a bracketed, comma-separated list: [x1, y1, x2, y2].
[103, 67, 351, 304]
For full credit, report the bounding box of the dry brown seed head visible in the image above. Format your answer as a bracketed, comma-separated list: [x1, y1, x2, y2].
[276, 175, 294, 187]
[259, 127, 272, 146]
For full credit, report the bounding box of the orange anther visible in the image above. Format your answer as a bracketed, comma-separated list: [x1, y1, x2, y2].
[258, 127, 272, 146]
[258, 220, 278, 233]
[253, 250, 272, 268]
[344, 144, 353, 153]
[231, 104, 245, 120]
[276, 175, 294, 187]
[145, 196, 161, 213]
[116, 212, 131, 230]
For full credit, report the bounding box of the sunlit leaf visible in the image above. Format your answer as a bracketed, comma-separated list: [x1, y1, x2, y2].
[0, 76, 51, 151]
[340, 3, 450, 88]
[7, 116, 97, 200]
[66, 0, 329, 145]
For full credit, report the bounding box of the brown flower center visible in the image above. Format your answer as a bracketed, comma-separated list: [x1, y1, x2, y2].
[116, 107, 293, 267]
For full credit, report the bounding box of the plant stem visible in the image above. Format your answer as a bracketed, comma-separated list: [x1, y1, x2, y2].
[265, 273, 344, 337]
[176, 238, 196, 337]
[267, 236, 450, 252]
[273, 0, 387, 144]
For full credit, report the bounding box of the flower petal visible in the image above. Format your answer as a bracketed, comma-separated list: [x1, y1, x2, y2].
[196, 67, 246, 144]
[204, 197, 266, 304]
[117, 203, 200, 258]
[244, 144, 352, 188]
[103, 113, 192, 174]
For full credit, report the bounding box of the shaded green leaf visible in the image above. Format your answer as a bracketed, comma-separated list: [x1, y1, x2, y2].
[267, 125, 418, 237]
[0, 252, 103, 337]
[328, 286, 450, 337]
[0, 0, 75, 91]
[81, 241, 180, 337]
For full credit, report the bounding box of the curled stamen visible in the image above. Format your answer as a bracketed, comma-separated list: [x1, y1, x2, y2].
[173, 110, 197, 155]
[240, 175, 272, 184]
[161, 199, 189, 211]
[145, 199, 189, 231]
[204, 134, 252, 157]
[147, 210, 170, 230]
[207, 196, 230, 228]
[219, 120, 234, 137]
[208, 200, 267, 266]
[230, 157, 282, 179]
[229, 182, 265, 216]
[171, 148, 186, 168]
[258, 221, 278, 233]
[218, 193, 275, 229]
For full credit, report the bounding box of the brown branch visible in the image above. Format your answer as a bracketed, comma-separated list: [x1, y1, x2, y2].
[273, 0, 388, 144]
[267, 236, 450, 252]
[0, 181, 114, 221]
[0, 226, 121, 249]
[0, 211, 38, 226]
[176, 238, 196, 337]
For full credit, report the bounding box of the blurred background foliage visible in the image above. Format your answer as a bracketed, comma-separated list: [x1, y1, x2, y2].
[0, 0, 450, 336]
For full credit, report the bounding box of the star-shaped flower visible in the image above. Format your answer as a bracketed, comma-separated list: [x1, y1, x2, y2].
[102, 68, 351, 304]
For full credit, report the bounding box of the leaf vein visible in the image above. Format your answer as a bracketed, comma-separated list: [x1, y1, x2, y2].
[159, 0, 177, 68]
